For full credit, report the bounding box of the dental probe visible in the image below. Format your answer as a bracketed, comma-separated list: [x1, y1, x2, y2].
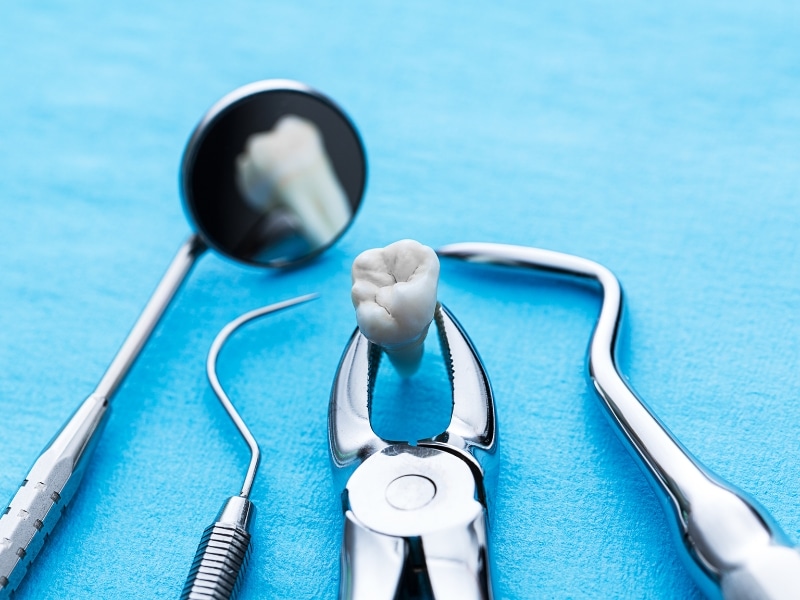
[181, 293, 318, 600]
[438, 242, 800, 600]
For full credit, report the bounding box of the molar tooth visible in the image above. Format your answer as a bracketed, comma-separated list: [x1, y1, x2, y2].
[351, 239, 440, 377]
[235, 115, 351, 247]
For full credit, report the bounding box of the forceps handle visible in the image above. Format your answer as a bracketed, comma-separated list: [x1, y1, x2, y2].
[181, 496, 254, 600]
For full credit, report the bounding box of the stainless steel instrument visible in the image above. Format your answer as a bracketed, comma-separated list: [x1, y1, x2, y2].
[0, 79, 366, 597]
[438, 242, 800, 600]
[329, 303, 497, 600]
[181, 293, 318, 600]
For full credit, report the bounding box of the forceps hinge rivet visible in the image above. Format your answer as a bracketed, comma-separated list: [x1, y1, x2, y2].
[385, 475, 436, 511]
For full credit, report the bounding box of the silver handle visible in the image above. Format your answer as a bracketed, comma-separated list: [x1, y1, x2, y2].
[95, 234, 207, 399]
[1, 234, 207, 597]
[181, 496, 254, 600]
[340, 510, 492, 600]
[0, 393, 108, 597]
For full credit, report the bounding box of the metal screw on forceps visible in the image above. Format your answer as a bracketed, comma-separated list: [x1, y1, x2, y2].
[328, 304, 498, 600]
[437, 242, 800, 600]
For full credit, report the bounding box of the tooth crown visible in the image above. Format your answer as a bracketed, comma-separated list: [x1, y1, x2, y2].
[351, 239, 440, 349]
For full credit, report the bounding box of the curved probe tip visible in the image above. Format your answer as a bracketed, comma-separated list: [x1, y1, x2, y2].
[206, 292, 320, 498]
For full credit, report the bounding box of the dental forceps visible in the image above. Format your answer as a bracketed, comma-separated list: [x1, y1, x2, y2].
[328, 304, 497, 600]
[438, 242, 800, 600]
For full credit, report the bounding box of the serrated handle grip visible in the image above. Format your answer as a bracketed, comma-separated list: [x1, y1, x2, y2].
[0, 473, 67, 596]
[181, 497, 254, 600]
[0, 237, 203, 597]
[0, 393, 107, 598]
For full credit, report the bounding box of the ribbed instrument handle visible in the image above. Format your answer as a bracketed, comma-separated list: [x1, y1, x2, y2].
[181, 496, 254, 600]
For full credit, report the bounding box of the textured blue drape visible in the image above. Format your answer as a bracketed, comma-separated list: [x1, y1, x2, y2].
[1, 2, 798, 598]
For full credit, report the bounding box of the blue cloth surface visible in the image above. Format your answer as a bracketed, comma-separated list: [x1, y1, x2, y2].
[1, 1, 799, 598]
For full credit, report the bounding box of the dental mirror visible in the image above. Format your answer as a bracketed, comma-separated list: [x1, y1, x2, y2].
[183, 79, 366, 267]
[0, 79, 366, 598]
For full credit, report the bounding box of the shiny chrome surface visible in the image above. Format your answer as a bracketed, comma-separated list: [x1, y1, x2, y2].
[181, 294, 318, 600]
[181, 79, 367, 268]
[0, 234, 206, 598]
[438, 242, 800, 600]
[96, 234, 209, 399]
[1, 79, 367, 596]
[181, 496, 254, 600]
[205, 293, 318, 498]
[329, 304, 496, 600]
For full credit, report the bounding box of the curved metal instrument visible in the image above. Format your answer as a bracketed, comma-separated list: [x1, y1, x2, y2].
[438, 242, 800, 600]
[181, 293, 317, 600]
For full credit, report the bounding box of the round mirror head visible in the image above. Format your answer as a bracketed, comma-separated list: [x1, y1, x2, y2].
[181, 80, 367, 267]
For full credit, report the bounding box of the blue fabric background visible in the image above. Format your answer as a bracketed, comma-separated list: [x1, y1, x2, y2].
[1, 2, 798, 598]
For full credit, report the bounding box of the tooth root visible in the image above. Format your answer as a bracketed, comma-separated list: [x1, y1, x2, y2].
[234, 115, 352, 247]
[383, 323, 431, 378]
[351, 240, 440, 377]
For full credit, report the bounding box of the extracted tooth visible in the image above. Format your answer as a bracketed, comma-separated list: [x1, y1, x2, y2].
[351, 239, 440, 377]
[235, 115, 352, 248]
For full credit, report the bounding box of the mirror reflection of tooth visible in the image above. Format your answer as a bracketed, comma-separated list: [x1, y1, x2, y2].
[235, 152, 278, 212]
[351, 239, 440, 377]
[234, 115, 352, 247]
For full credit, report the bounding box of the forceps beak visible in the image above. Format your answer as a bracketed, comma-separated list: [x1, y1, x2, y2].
[328, 302, 499, 600]
[328, 304, 497, 490]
